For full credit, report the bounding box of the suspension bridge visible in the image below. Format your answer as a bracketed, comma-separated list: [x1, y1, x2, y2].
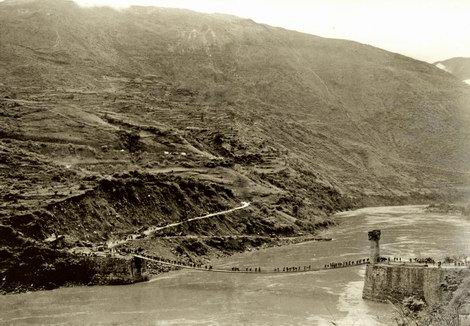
[125, 229, 468, 275]
[132, 253, 372, 274]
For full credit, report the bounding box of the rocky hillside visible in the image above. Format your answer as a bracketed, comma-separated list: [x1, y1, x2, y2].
[435, 57, 470, 85]
[1, 0, 470, 291]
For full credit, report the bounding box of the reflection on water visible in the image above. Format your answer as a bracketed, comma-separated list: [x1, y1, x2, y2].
[1, 205, 469, 325]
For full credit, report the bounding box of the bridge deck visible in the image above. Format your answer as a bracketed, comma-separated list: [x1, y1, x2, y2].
[134, 254, 370, 274]
[133, 255, 469, 275]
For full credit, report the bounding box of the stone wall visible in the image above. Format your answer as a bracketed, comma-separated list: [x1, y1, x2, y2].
[363, 264, 470, 305]
[89, 256, 148, 285]
[0, 245, 149, 294]
[460, 302, 470, 326]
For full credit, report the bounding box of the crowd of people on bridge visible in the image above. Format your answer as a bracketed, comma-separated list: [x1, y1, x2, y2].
[129, 249, 375, 274]
[118, 247, 470, 274]
[325, 259, 369, 269]
[277, 266, 311, 272]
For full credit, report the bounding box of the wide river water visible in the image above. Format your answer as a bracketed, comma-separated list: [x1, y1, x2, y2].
[1, 205, 469, 325]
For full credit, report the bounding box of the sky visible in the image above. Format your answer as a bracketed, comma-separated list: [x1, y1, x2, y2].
[71, 0, 469, 62]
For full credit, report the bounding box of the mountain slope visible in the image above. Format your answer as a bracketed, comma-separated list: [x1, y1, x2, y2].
[435, 57, 470, 85]
[1, 0, 470, 291]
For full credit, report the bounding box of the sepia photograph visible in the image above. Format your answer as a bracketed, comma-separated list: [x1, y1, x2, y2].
[0, 0, 469, 325]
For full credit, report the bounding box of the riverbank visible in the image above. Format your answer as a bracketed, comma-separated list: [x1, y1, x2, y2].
[425, 202, 470, 216]
[0, 229, 335, 295]
[0, 253, 152, 295]
[392, 272, 470, 325]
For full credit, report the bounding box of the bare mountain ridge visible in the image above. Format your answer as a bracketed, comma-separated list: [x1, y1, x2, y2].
[1, 0, 469, 180]
[1, 0, 470, 292]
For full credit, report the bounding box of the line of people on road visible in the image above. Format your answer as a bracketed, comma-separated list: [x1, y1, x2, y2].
[384, 256, 470, 267]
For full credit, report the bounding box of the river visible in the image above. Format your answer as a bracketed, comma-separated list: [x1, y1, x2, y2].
[1, 205, 469, 325]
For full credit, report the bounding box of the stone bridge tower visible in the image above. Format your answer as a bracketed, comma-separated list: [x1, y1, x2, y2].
[368, 230, 381, 264]
[131, 256, 148, 281]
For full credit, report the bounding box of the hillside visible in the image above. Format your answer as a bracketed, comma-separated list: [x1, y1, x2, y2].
[1, 0, 470, 291]
[435, 57, 470, 84]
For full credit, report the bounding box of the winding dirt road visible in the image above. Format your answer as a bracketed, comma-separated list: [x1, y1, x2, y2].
[107, 202, 250, 248]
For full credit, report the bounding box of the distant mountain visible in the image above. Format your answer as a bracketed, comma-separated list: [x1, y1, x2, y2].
[435, 57, 470, 85]
[1, 0, 470, 292]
